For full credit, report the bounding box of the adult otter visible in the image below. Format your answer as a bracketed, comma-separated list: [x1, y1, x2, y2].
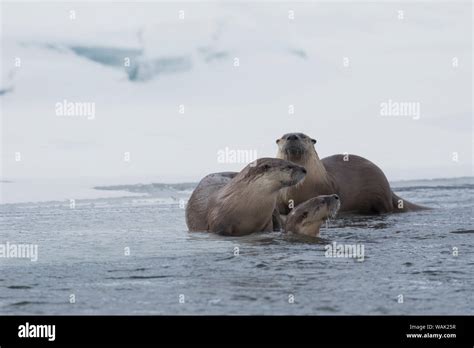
[186, 158, 306, 236]
[286, 194, 340, 237]
[276, 132, 428, 215]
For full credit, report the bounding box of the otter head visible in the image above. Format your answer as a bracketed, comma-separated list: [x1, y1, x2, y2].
[286, 194, 340, 237]
[239, 157, 307, 192]
[276, 132, 317, 164]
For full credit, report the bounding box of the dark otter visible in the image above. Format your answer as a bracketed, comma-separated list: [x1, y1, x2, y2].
[276, 132, 429, 215]
[185, 158, 306, 236]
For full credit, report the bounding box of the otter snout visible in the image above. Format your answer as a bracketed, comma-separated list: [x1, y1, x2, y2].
[287, 164, 306, 186]
[324, 194, 339, 203]
[287, 134, 299, 141]
[324, 194, 341, 218]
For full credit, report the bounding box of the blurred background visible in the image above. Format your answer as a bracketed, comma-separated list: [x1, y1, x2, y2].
[1, 1, 472, 202]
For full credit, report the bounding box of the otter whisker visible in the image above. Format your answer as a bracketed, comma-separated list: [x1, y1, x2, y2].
[294, 176, 306, 189]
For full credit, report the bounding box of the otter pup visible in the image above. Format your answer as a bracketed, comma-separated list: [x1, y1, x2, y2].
[186, 158, 306, 236]
[276, 132, 429, 215]
[286, 194, 340, 237]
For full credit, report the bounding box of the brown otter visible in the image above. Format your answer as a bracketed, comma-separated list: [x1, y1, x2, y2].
[285, 194, 340, 237]
[276, 132, 429, 215]
[185, 158, 307, 236]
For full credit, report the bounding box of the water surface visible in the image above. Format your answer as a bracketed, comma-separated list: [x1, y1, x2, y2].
[0, 178, 472, 315]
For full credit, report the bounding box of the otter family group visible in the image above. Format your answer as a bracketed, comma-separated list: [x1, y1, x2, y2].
[186, 132, 428, 237]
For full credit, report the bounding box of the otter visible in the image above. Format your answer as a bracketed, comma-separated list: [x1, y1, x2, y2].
[276, 132, 429, 215]
[285, 194, 340, 237]
[185, 158, 307, 236]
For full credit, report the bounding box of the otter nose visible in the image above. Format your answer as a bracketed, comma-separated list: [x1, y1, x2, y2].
[324, 195, 339, 203]
[287, 134, 298, 141]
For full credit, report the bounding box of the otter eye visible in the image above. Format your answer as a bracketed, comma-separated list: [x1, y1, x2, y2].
[302, 212, 308, 219]
[263, 164, 270, 171]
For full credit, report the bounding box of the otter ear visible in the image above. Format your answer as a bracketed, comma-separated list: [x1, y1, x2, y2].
[311, 138, 317, 144]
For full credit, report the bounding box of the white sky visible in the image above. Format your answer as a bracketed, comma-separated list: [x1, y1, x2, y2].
[1, 1, 472, 184]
